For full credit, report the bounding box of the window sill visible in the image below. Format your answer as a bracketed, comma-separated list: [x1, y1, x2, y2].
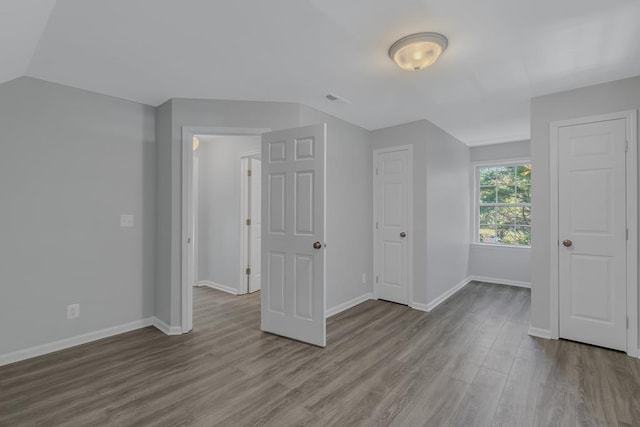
[470, 243, 531, 250]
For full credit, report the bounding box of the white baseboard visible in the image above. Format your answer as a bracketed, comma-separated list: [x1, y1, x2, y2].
[410, 302, 430, 312]
[197, 281, 238, 295]
[151, 316, 182, 336]
[425, 277, 472, 312]
[528, 326, 552, 339]
[468, 275, 531, 288]
[0, 318, 154, 367]
[326, 293, 372, 317]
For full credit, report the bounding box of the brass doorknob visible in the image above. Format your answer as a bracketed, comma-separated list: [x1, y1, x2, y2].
[562, 239, 572, 247]
[400, 232, 407, 238]
[313, 241, 322, 249]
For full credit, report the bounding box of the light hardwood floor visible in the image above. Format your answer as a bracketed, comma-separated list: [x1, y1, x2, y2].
[1, 282, 640, 426]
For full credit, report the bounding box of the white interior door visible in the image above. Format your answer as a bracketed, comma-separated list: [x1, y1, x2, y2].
[261, 123, 326, 347]
[374, 147, 410, 305]
[558, 118, 627, 351]
[249, 157, 262, 293]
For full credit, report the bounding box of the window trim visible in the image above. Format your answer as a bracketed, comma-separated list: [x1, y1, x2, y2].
[472, 158, 531, 248]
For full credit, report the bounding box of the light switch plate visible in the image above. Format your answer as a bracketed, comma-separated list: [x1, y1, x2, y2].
[120, 214, 134, 228]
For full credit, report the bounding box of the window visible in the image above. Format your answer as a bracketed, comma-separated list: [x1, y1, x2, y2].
[476, 162, 531, 246]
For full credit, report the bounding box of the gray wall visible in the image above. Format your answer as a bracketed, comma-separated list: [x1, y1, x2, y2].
[155, 100, 174, 325]
[530, 75, 640, 336]
[156, 99, 375, 325]
[0, 77, 156, 355]
[196, 136, 260, 290]
[299, 105, 373, 310]
[372, 121, 429, 303]
[468, 141, 531, 285]
[470, 140, 530, 163]
[371, 120, 470, 306]
[468, 245, 530, 285]
[156, 98, 300, 326]
[425, 122, 471, 304]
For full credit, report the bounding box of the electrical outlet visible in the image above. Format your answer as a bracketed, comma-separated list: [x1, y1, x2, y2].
[67, 304, 80, 320]
[362, 273, 367, 284]
[120, 214, 134, 228]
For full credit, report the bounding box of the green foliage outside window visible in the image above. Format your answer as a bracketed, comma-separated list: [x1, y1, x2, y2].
[478, 164, 531, 246]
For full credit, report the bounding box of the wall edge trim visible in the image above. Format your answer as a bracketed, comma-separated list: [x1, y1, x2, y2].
[152, 316, 183, 336]
[326, 293, 372, 317]
[468, 275, 531, 288]
[197, 281, 239, 296]
[528, 326, 552, 340]
[424, 277, 472, 312]
[0, 318, 154, 367]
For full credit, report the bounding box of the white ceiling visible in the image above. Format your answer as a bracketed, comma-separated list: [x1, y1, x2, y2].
[4, 0, 640, 145]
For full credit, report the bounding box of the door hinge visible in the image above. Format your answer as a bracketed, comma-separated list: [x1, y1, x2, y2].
[375, 167, 378, 176]
[625, 140, 629, 153]
[376, 276, 379, 284]
[627, 316, 629, 329]
[246, 219, 251, 226]
[627, 229, 629, 240]
[247, 169, 252, 177]
[376, 221, 379, 230]
[246, 267, 251, 275]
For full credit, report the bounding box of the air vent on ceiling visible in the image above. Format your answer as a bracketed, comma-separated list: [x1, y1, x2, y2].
[325, 93, 351, 104]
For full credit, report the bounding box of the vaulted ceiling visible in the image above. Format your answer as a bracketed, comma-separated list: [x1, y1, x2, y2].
[3, 0, 640, 145]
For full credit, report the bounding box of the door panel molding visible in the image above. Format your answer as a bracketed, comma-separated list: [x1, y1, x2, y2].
[549, 110, 637, 357]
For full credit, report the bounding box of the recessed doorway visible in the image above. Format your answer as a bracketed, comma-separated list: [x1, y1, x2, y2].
[181, 126, 269, 333]
[240, 151, 262, 294]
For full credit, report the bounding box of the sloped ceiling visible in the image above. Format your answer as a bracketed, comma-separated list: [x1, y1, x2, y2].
[4, 0, 640, 145]
[0, 0, 56, 84]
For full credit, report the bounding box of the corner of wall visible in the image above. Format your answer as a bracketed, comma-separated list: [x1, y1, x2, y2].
[154, 99, 174, 326]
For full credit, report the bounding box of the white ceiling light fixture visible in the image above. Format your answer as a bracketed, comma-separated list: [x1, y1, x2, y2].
[389, 32, 448, 71]
[192, 136, 200, 151]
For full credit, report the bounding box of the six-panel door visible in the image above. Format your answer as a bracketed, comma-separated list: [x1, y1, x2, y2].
[374, 148, 410, 305]
[261, 124, 326, 347]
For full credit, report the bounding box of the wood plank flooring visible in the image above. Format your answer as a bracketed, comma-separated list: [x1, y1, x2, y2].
[1, 281, 640, 426]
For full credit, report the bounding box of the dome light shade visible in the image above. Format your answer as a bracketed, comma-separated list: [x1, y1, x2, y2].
[389, 32, 448, 71]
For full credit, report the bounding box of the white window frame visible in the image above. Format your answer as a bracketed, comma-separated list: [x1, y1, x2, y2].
[473, 158, 532, 248]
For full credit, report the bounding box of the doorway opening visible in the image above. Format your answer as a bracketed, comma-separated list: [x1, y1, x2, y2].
[181, 124, 328, 347]
[240, 151, 262, 294]
[182, 127, 269, 333]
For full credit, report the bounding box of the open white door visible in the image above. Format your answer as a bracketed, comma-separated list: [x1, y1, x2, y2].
[261, 124, 326, 347]
[249, 157, 262, 293]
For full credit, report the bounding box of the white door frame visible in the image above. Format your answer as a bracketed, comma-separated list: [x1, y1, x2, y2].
[372, 145, 414, 306]
[549, 110, 638, 357]
[239, 149, 261, 295]
[181, 126, 270, 333]
[193, 156, 199, 287]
